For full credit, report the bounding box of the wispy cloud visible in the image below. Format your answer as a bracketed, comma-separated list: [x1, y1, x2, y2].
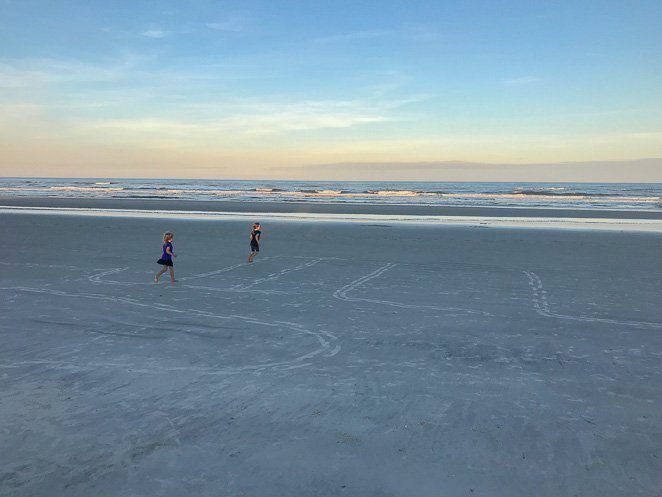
[312, 30, 393, 44]
[407, 26, 443, 41]
[0, 56, 140, 88]
[84, 99, 391, 138]
[0, 53, 427, 148]
[206, 16, 244, 32]
[311, 26, 444, 45]
[503, 76, 540, 86]
[141, 29, 170, 39]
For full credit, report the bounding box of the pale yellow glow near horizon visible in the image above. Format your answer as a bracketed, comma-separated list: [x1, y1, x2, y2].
[1, 129, 661, 181]
[1, 102, 662, 181]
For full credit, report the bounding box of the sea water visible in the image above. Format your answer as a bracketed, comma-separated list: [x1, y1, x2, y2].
[1, 178, 660, 210]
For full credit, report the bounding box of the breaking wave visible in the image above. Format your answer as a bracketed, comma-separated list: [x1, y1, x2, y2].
[511, 188, 612, 197]
[0, 179, 660, 210]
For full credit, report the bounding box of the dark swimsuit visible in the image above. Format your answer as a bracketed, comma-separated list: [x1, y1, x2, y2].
[250, 230, 261, 252]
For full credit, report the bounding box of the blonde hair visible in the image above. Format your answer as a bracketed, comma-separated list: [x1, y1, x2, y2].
[163, 231, 174, 242]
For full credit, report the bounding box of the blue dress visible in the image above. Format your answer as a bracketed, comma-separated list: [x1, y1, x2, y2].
[157, 242, 174, 266]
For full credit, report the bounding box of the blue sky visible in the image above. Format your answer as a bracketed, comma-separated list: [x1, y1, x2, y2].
[1, 0, 661, 179]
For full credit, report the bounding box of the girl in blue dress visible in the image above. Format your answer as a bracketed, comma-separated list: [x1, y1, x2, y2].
[155, 231, 177, 282]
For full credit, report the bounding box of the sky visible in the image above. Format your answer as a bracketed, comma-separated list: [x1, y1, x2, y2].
[1, 0, 661, 181]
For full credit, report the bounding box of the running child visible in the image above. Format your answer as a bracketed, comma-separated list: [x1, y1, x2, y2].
[155, 231, 177, 282]
[248, 222, 261, 263]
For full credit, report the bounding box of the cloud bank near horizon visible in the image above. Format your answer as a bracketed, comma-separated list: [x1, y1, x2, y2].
[1, 157, 660, 182]
[282, 159, 662, 182]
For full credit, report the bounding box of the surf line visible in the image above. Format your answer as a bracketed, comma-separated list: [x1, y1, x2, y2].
[523, 270, 662, 329]
[333, 263, 489, 315]
[0, 285, 340, 371]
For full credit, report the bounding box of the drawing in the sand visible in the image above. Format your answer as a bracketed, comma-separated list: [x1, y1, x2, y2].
[30, 256, 343, 372]
[3, 223, 661, 497]
[333, 262, 491, 316]
[523, 270, 662, 329]
[73, 222, 658, 376]
[137, 224, 662, 333]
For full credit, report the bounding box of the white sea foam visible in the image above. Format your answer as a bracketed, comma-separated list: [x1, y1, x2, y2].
[0, 178, 660, 210]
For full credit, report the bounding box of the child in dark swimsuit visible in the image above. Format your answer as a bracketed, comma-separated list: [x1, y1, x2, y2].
[155, 231, 177, 282]
[248, 223, 261, 263]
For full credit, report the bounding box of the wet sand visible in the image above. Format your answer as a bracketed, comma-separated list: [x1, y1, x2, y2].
[1, 210, 661, 496]
[2, 195, 662, 219]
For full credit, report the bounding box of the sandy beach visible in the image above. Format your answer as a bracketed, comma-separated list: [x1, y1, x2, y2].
[2, 204, 662, 496]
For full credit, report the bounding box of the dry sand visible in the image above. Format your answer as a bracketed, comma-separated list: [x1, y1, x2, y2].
[1, 206, 661, 496]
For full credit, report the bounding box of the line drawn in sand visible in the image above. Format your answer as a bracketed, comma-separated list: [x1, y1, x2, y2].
[333, 263, 490, 315]
[89, 265, 289, 295]
[523, 270, 662, 329]
[88, 259, 276, 286]
[88, 256, 328, 292]
[232, 257, 327, 290]
[0, 285, 340, 373]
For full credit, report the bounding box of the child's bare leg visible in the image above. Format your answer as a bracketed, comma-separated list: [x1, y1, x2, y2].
[248, 252, 255, 263]
[155, 267, 167, 282]
[169, 267, 176, 282]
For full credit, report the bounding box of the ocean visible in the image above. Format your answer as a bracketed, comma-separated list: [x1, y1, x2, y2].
[1, 178, 660, 211]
